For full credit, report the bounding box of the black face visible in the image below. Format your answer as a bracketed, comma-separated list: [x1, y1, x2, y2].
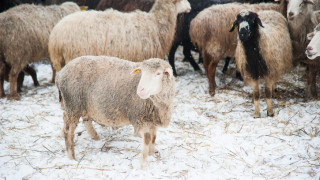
[229, 11, 264, 42]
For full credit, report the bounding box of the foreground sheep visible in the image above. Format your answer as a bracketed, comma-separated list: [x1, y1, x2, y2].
[231, 10, 292, 117]
[189, 2, 280, 96]
[49, 0, 191, 82]
[56, 56, 175, 168]
[0, 2, 80, 99]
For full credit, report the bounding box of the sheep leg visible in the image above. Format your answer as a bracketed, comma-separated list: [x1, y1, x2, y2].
[83, 117, 99, 140]
[148, 127, 157, 156]
[183, 45, 201, 72]
[251, 82, 260, 118]
[198, 53, 203, 64]
[51, 66, 56, 83]
[63, 113, 79, 160]
[208, 60, 218, 97]
[222, 57, 231, 73]
[168, 43, 179, 77]
[265, 80, 274, 117]
[23, 65, 39, 86]
[0, 74, 4, 98]
[306, 65, 318, 98]
[141, 132, 151, 169]
[17, 72, 24, 92]
[203, 51, 218, 96]
[8, 69, 20, 100]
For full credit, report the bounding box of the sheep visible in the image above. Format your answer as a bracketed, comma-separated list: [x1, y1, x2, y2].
[230, 9, 292, 117]
[49, 0, 191, 82]
[56, 56, 175, 168]
[279, 0, 320, 98]
[189, 2, 280, 96]
[0, 2, 80, 99]
[95, 0, 155, 11]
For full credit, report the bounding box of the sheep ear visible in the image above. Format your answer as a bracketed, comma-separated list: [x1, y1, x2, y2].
[131, 67, 141, 75]
[307, 32, 315, 40]
[164, 67, 173, 79]
[256, 17, 264, 28]
[304, 0, 314, 5]
[229, 20, 238, 32]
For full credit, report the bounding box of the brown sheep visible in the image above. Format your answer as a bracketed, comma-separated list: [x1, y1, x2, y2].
[49, 0, 191, 82]
[231, 9, 292, 117]
[0, 2, 80, 99]
[189, 2, 280, 96]
[56, 56, 175, 168]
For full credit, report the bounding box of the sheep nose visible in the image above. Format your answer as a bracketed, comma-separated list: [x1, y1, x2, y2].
[306, 46, 313, 51]
[288, 12, 294, 18]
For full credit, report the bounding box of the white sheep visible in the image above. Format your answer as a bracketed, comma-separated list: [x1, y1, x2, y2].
[55, 56, 175, 168]
[230, 9, 292, 118]
[49, 0, 191, 82]
[0, 2, 80, 99]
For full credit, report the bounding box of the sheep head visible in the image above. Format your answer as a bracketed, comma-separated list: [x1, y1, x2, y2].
[306, 24, 320, 59]
[133, 59, 173, 99]
[230, 10, 264, 42]
[284, 0, 314, 21]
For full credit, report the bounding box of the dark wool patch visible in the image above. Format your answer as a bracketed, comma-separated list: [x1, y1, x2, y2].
[241, 25, 269, 80]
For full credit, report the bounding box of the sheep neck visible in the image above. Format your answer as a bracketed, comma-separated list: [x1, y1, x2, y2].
[240, 25, 269, 80]
[288, 12, 312, 45]
[150, 0, 177, 54]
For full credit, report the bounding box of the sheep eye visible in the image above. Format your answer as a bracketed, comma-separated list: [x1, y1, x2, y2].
[156, 72, 161, 76]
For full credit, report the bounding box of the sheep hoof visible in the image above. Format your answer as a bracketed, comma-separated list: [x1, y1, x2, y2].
[209, 89, 215, 97]
[254, 113, 261, 118]
[7, 94, 20, 100]
[267, 112, 274, 117]
[92, 135, 100, 140]
[196, 69, 204, 75]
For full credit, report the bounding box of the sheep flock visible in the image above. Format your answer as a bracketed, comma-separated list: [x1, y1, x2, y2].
[0, 0, 320, 179]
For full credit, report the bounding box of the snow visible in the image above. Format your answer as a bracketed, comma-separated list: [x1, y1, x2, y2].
[1, 50, 320, 179]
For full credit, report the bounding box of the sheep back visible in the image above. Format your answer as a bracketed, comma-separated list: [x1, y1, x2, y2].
[49, 0, 178, 72]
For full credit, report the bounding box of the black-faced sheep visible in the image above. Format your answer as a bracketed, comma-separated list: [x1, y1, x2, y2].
[230, 9, 292, 117]
[189, 2, 280, 96]
[56, 56, 175, 168]
[0, 2, 80, 99]
[279, 0, 320, 98]
[49, 0, 191, 82]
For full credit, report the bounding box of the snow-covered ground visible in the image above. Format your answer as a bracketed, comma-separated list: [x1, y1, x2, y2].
[1, 49, 320, 179]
